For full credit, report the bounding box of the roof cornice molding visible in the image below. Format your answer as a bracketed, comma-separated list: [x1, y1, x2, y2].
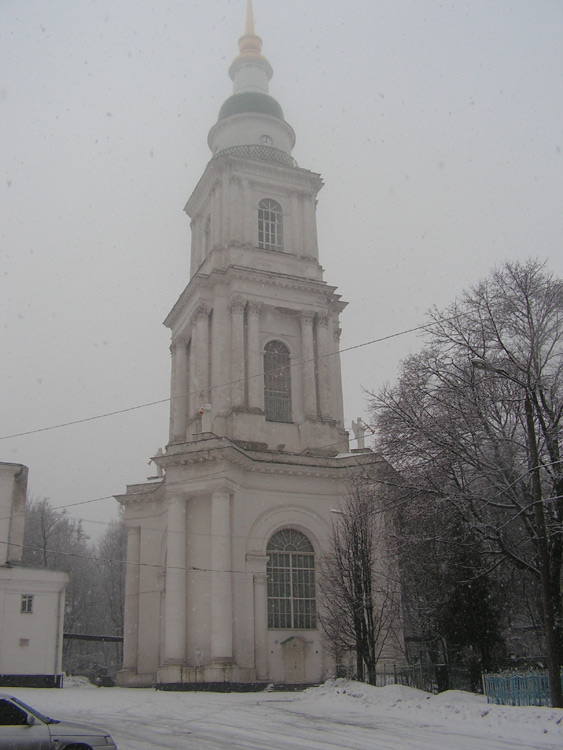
[164, 263, 343, 329]
[185, 149, 322, 218]
[156, 437, 387, 480]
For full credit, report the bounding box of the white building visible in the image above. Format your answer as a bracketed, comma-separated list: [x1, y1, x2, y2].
[116, 2, 402, 689]
[0, 462, 67, 688]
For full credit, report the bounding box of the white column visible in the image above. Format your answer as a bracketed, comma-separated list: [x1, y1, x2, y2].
[187, 337, 198, 421]
[230, 176, 242, 245]
[122, 526, 141, 670]
[290, 191, 301, 255]
[253, 572, 268, 680]
[247, 301, 263, 410]
[171, 338, 189, 441]
[211, 489, 233, 661]
[230, 296, 246, 409]
[242, 179, 252, 246]
[193, 305, 210, 405]
[189, 219, 197, 277]
[332, 323, 345, 427]
[210, 185, 220, 249]
[316, 314, 331, 420]
[304, 193, 319, 259]
[164, 496, 186, 663]
[300, 312, 317, 419]
[220, 170, 229, 246]
[168, 342, 176, 443]
[211, 295, 230, 418]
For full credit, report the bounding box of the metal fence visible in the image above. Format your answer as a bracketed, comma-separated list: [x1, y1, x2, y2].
[336, 663, 474, 693]
[390, 664, 474, 693]
[483, 670, 562, 707]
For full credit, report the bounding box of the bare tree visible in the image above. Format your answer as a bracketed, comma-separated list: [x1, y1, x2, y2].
[370, 259, 563, 706]
[95, 515, 127, 667]
[22, 497, 88, 569]
[319, 479, 402, 684]
[22, 498, 126, 677]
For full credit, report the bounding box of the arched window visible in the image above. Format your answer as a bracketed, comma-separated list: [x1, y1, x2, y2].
[258, 198, 283, 252]
[264, 341, 291, 423]
[267, 529, 316, 629]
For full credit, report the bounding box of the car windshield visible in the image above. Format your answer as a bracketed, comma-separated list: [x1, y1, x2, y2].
[10, 697, 58, 724]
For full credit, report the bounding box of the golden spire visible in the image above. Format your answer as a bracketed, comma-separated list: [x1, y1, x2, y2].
[237, 0, 264, 59]
[245, 0, 255, 35]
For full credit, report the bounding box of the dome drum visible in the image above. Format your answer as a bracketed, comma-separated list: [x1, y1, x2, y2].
[208, 111, 296, 157]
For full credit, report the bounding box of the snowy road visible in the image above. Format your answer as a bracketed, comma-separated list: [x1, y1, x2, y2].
[109, 700, 555, 750]
[10, 679, 563, 750]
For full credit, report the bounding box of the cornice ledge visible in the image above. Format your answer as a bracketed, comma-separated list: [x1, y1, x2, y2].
[225, 266, 331, 294]
[115, 478, 166, 506]
[160, 438, 385, 477]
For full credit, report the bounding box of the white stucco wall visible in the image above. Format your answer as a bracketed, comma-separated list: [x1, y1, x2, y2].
[0, 566, 68, 678]
[0, 462, 28, 566]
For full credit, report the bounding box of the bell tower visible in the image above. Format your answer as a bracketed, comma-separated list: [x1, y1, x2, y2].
[165, 0, 348, 455]
[116, 2, 402, 690]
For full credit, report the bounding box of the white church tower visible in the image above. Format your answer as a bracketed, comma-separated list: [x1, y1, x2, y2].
[117, 2, 400, 688]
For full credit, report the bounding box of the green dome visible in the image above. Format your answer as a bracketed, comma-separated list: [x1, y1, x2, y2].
[218, 91, 284, 121]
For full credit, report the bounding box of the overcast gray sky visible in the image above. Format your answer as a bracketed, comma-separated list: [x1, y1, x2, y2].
[2, 0, 562, 538]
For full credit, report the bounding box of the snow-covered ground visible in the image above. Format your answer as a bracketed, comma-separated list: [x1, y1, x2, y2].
[8, 678, 563, 749]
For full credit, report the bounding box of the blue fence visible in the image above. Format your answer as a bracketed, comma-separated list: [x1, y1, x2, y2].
[483, 670, 563, 707]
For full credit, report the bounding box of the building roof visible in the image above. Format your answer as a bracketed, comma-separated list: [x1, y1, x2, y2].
[218, 91, 284, 122]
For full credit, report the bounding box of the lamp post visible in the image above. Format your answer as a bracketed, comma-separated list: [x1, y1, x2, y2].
[472, 358, 563, 707]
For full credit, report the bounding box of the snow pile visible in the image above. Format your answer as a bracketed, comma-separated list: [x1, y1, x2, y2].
[8, 678, 563, 749]
[62, 674, 96, 689]
[296, 679, 563, 746]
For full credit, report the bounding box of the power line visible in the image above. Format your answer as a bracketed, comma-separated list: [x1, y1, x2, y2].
[0, 318, 438, 442]
[1, 538, 264, 577]
[0, 427, 370, 528]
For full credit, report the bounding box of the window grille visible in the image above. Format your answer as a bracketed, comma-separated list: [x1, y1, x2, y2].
[264, 341, 291, 422]
[20, 594, 33, 614]
[215, 144, 298, 168]
[267, 529, 316, 629]
[258, 199, 283, 252]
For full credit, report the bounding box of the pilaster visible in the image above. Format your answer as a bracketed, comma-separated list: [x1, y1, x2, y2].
[170, 338, 189, 441]
[304, 193, 318, 259]
[241, 178, 252, 246]
[211, 294, 231, 420]
[300, 311, 317, 419]
[316, 314, 331, 420]
[332, 323, 345, 427]
[230, 175, 242, 244]
[210, 185, 220, 249]
[230, 296, 246, 409]
[220, 169, 230, 246]
[164, 496, 187, 663]
[247, 301, 263, 410]
[122, 526, 140, 671]
[192, 304, 210, 405]
[211, 489, 233, 661]
[253, 571, 268, 680]
[290, 190, 301, 255]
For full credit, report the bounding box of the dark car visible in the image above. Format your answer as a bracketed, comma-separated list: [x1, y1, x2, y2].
[0, 693, 117, 749]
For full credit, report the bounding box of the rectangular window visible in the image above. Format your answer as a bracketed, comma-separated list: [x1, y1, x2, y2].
[264, 342, 292, 423]
[267, 552, 316, 629]
[20, 594, 34, 614]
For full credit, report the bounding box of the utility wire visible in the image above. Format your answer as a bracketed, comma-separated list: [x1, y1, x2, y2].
[0, 538, 258, 576]
[0, 318, 440, 441]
